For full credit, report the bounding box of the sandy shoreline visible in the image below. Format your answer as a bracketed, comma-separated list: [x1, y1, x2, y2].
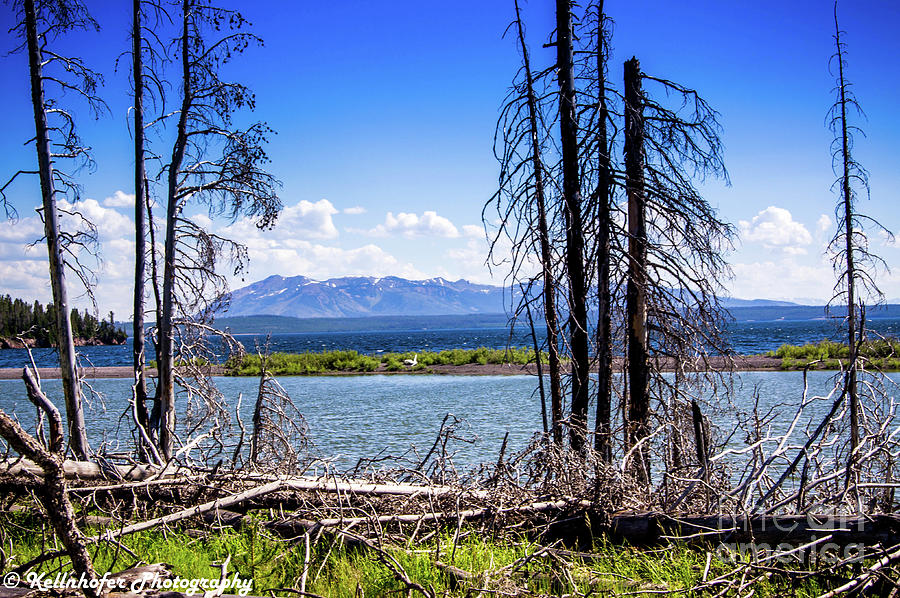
[0, 356, 786, 380]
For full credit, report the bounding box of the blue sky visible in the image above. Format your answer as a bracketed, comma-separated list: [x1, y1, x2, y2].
[1, 0, 898, 318]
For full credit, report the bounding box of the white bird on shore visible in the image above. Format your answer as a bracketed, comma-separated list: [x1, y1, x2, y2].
[404, 353, 418, 367]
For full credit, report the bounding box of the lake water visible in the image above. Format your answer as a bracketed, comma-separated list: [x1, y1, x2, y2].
[1, 371, 897, 472]
[1, 318, 898, 471]
[1, 317, 899, 369]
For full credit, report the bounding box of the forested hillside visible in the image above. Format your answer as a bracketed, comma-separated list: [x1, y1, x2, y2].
[0, 295, 126, 348]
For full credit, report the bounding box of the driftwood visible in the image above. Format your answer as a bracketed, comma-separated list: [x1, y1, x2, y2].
[200, 497, 590, 540]
[0, 368, 100, 597]
[74, 477, 494, 543]
[0, 458, 186, 480]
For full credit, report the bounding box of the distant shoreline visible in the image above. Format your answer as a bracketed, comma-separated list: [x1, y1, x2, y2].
[0, 355, 789, 380]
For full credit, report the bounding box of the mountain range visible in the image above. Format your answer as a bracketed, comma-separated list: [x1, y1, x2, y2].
[222, 274, 807, 319]
[222, 275, 511, 318]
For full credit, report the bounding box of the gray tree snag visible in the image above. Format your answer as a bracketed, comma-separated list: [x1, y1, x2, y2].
[827, 1, 892, 491]
[835, 9, 859, 473]
[623, 57, 650, 482]
[249, 349, 309, 471]
[590, 0, 614, 463]
[131, 0, 152, 453]
[156, 0, 281, 459]
[555, 0, 591, 452]
[620, 56, 733, 485]
[515, 0, 563, 445]
[0, 368, 98, 597]
[17, 0, 105, 460]
[491, 0, 564, 445]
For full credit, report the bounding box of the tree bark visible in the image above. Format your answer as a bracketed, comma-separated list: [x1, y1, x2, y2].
[524, 293, 549, 437]
[24, 0, 90, 460]
[0, 368, 99, 597]
[624, 57, 650, 482]
[835, 13, 859, 479]
[132, 0, 155, 454]
[158, 0, 192, 459]
[249, 365, 267, 465]
[593, 0, 613, 463]
[514, 0, 563, 445]
[555, 0, 591, 452]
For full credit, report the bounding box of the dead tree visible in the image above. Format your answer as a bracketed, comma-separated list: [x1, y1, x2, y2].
[130, 0, 170, 454]
[248, 351, 310, 471]
[6, 0, 106, 460]
[827, 1, 892, 487]
[589, 1, 614, 464]
[623, 57, 650, 481]
[555, 0, 592, 453]
[155, 0, 281, 459]
[0, 368, 98, 597]
[620, 58, 734, 486]
[490, 0, 564, 445]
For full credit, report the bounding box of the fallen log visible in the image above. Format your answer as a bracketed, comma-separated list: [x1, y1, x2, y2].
[0, 458, 185, 481]
[434, 561, 475, 585]
[205, 498, 591, 540]
[0, 461, 490, 498]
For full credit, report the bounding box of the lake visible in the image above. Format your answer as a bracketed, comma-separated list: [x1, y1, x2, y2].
[1, 318, 898, 472]
[1, 317, 899, 369]
[1, 370, 896, 472]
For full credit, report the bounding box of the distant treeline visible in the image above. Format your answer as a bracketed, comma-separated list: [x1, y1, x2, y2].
[0, 294, 126, 347]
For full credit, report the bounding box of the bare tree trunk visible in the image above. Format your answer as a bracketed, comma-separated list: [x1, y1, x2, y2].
[555, 0, 591, 452]
[24, 0, 90, 460]
[593, 0, 613, 463]
[158, 0, 192, 460]
[147, 186, 163, 440]
[132, 0, 155, 454]
[514, 0, 563, 445]
[624, 57, 650, 482]
[249, 361, 267, 465]
[0, 368, 98, 598]
[523, 290, 549, 437]
[834, 9, 859, 486]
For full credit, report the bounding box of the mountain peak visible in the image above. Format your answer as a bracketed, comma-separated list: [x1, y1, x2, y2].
[224, 275, 507, 318]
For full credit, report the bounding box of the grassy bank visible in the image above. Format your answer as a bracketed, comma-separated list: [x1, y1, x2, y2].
[767, 337, 900, 371]
[224, 347, 543, 376]
[4, 510, 843, 597]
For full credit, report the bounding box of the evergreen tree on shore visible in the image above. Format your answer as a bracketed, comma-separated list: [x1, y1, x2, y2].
[0, 295, 126, 346]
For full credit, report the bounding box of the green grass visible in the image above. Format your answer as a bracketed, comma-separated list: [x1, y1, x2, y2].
[1, 508, 851, 597]
[223, 347, 546, 376]
[766, 337, 900, 371]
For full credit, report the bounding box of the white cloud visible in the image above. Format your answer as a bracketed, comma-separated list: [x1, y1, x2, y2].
[283, 199, 339, 239]
[103, 190, 135, 208]
[343, 206, 366, 215]
[0, 215, 44, 247]
[60, 198, 134, 240]
[233, 238, 425, 284]
[443, 232, 535, 286]
[0, 200, 138, 316]
[730, 259, 833, 304]
[367, 210, 459, 238]
[220, 198, 339, 242]
[0, 260, 52, 303]
[880, 229, 899, 248]
[461, 224, 483, 238]
[738, 206, 812, 253]
[817, 214, 833, 234]
[190, 213, 214, 230]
